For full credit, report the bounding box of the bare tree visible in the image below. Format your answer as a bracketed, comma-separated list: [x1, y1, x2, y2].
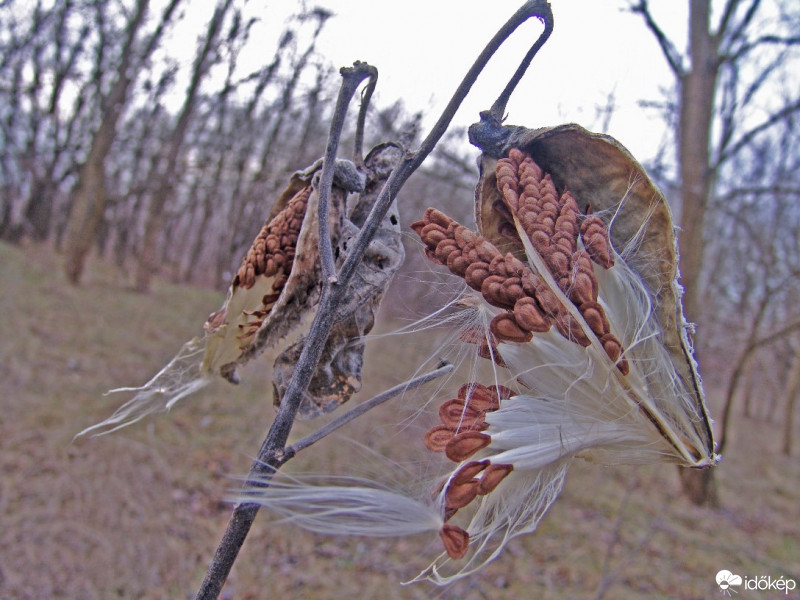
[61, 0, 182, 284]
[0, 0, 91, 241]
[632, 0, 800, 505]
[134, 0, 234, 293]
[782, 341, 800, 455]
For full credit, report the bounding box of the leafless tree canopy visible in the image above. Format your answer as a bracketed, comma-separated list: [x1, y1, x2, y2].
[0, 0, 467, 293]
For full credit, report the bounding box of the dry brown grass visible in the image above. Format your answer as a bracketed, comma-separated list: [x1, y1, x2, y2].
[1, 241, 798, 600]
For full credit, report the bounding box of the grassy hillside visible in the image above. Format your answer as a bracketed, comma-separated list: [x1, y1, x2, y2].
[1, 241, 798, 599]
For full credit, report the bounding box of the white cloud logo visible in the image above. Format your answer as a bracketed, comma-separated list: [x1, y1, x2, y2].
[716, 570, 743, 595]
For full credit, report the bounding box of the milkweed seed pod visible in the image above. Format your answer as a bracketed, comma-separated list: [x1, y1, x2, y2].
[79, 159, 366, 436]
[237, 121, 717, 585]
[409, 121, 718, 580]
[272, 143, 405, 419]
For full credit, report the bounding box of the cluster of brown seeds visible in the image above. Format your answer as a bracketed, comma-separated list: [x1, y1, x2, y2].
[412, 207, 590, 358]
[410, 148, 634, 560]
[422, 383, 515, 559]
[495, 148, 627, 373]
[233, 185, 312, 292]
[226, 185, 312, 343]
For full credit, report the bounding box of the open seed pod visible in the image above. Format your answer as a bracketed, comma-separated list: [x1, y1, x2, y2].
[469, 118, 716, 466]
[407, 118, 718, 582]
[79, 158, 365, 436]
[272, 143, 405, 419]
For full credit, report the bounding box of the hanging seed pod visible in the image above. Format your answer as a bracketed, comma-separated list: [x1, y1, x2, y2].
[470, 118, 715, 464]
[83, 158, 368, 436]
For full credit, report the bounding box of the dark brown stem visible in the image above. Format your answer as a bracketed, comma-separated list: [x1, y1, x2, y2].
[489, 0, 554, 120]
[194, 62, 373, 600]
[353, 65, 378, 167]
[195, 3, 556, 597]
[317, 62, 375, 283]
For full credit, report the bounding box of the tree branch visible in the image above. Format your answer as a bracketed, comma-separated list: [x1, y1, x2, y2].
[629, 0, 685, 77]
[285, 362, 453, 458]
[723, 33, 800, 63]
[353, 66, 378, 167]
[317, 63, 375, 283]
[714, 95, 800, 168]
[718, 0, 761, 59]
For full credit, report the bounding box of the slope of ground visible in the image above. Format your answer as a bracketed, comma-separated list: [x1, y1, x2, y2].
[0, 241, 798, 599]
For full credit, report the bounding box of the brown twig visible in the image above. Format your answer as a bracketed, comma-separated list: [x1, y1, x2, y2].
[353, 65, 378, 168]
[195, 3, 554, 597]
[194, 62, 375, 600]
[285, 361, 453, 458]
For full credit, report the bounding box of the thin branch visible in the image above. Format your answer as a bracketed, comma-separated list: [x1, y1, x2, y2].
[490, 1, 553, 119]
[353, 66, 378, 167]
[715, 0, 742, 44]
[719, 0, 762, 58]
[629, 0, 685, 77]
[714, 96, 800, 168]
[317, 62, 375, 283]
[285, 362, 453, 458]
[747, 318, 800, 354]
[723, 34, 800, 63]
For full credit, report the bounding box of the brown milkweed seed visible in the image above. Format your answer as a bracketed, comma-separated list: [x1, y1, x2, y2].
[478, 341, 506, 367]
[490, 313, 533, 343]
[424, 207, 454, 229]
[513, 297, 550, 333]
[439, 399, 487, 430]
[440, 524, 470, 559]
[459, 383, 501, 412]
[409, 220, 426, 236]
[425, 425, 455, 452]
[434, 239, 459, 264]
[580, 214, 614, 268]
[489, 384, 514, 402]
[445, 478, 479, 509]
[420, 222, 448, 245]
[464, 262, 491, 291]
[477, 463, 514, 495]
[580, 301, 610, 336]
[445, 431, 491, 462]
[452, 460, 489, 484]
[553, 312, 592, 347]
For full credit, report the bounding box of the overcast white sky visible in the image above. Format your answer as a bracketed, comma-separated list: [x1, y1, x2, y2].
[173, 1, 689, 161]
[311, 0, 686, 159]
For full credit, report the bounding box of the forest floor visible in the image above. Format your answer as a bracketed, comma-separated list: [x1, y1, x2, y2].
[1, 240, 799, 600]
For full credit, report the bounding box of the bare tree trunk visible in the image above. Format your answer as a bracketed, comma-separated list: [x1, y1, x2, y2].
[781, 346, 800, 456]
[676, 0, 717, 325]
[135, 0, 232, 293]
[62, 0, 181, 284]
[673, 0, 721, 507]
